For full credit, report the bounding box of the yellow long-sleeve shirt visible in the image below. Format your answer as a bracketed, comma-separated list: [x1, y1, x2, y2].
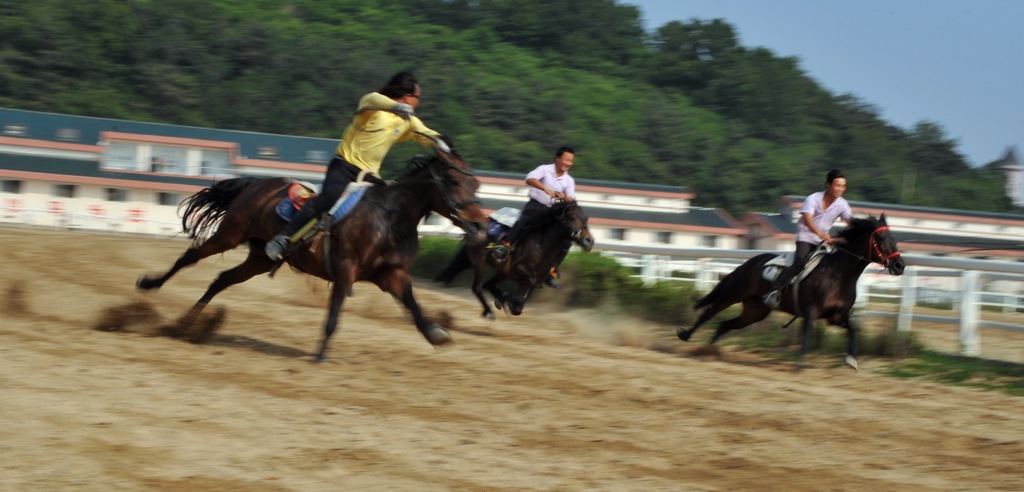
[335, 92, 441, 175]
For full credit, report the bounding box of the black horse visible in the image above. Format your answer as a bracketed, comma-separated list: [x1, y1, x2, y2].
[137, 150, 487, 362]
[677, 214, 906, 370]
[435, 201, 595, 318]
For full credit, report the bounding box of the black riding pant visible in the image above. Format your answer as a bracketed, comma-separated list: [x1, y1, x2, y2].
[280, 157, 361, 237]
[773, 241, 816, 289]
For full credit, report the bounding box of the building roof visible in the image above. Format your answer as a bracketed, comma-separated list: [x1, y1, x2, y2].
[1, 108, 336, 165]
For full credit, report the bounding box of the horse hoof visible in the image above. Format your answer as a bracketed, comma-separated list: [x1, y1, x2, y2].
[845, 355, 859, 372]
[425, 324, 453, 346]
[136, 276, 157, 291]
[677, 328, 692, 342]
[483, 311, 495, 320]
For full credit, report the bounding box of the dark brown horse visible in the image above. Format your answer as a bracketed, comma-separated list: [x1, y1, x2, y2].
[137, 150, 487, 362]
[435, 201, 594, 318]
[677, 214, 906, 370]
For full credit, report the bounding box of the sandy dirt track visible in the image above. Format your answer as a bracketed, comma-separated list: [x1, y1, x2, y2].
[2, 228, 1022, 491]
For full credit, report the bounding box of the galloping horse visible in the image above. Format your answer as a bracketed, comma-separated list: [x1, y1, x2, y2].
[435, 201, 594, 318]
[677, 214, 905, 370]
[137, 149, 487, 362]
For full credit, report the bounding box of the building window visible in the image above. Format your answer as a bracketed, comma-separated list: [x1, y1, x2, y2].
[200, 149, 232, 177]
[152, 145, 187, 174]
[257, 146, 279, 157]
[306, 150, 329, 163]
[106, 188, 129, 202]
[3, 124, 27, 136]
[701, 235, 718, 248]
[609, 228, 626, 241]
[655, 231, 672, 244]
[55, 128, 81, 141]
[104, 141, 140, 171]
[53, 184, 76, 198]
[2, 180, 22, 193]
[157, 192, 180, 206]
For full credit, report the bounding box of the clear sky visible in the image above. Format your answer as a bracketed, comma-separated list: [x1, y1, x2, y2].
[625, 0, 1023, 167]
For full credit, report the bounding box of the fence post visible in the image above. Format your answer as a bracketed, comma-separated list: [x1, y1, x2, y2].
[640, 254, 657, 286]
[959, 270, 980, 356]
[898, 268, 917, 332]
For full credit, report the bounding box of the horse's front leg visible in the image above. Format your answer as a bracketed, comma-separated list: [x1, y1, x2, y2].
[316, 279, 350, 363]
[471, 265, 495, 320]
[382, 270, 452, 346]
[838, 315, 859, 371]
[483, 275, 508, 312]
[797, 305, 822, 370]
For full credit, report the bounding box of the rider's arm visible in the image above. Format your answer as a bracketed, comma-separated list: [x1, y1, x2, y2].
[404, 116, 443, 147]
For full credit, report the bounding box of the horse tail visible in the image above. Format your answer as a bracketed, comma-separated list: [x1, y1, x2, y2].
[435, 242, 471, 284]
[180, 177, 264, 242]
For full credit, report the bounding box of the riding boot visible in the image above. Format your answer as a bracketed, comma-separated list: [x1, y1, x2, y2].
[265, 206, 320, 260]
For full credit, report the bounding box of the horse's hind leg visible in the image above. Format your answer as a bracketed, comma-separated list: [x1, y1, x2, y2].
[137, 230, 247, 291]
[177, 245, 275, 326]
[708, 298, 772, 344]
[678, 295, 741, 342]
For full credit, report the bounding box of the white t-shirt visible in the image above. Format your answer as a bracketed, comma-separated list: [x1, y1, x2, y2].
[525, 163, 576, 206]
[796, 191, 852, 244]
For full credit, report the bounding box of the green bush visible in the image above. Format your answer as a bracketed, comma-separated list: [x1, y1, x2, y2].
[411, 236, 464, 279]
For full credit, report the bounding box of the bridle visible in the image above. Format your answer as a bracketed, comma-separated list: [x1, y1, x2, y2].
[424, 153, 481, 229]
[869, 226, 902, 268]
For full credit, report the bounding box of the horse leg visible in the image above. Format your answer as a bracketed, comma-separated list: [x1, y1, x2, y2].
[483, 275, 507, 312]
[177, 246, 275, 326]
[708, 298, 772, 344]
[678, 297, 737, 342]
[471, 265, 495, 320]
[379, 270, 453, 346]
[507, 280, 537, 316]
[137, 231, 245, 291]
[315, 280, 349, 363]
[796, 305, 822, 370]
[839, 316, 860, 371]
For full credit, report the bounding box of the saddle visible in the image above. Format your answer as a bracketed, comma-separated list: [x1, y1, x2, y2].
[761, 243, 835, 284]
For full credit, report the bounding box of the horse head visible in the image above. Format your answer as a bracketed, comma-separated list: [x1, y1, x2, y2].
[871, 213, 905, 275]
[842, 213, 905, 275]
[420, 148, 488, 245]
[555, 202, 594, 252]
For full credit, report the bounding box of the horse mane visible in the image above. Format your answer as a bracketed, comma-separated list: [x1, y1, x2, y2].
[836, 216, 880, 243]
[393, 154, 440, 183]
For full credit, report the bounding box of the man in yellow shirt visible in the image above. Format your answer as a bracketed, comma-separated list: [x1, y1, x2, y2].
[266, 71, 450, 260]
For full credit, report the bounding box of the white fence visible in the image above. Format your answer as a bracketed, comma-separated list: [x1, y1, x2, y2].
[594, 243, 1024, 358]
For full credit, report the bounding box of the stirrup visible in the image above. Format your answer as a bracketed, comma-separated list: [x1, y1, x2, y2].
[763, 290, 780, 309]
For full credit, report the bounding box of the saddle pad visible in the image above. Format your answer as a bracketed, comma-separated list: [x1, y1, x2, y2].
[328, 181, 371, 221]
[490, 207, 521, 228]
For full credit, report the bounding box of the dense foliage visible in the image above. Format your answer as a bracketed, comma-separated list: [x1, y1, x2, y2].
[0, 0, 1014, 214]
